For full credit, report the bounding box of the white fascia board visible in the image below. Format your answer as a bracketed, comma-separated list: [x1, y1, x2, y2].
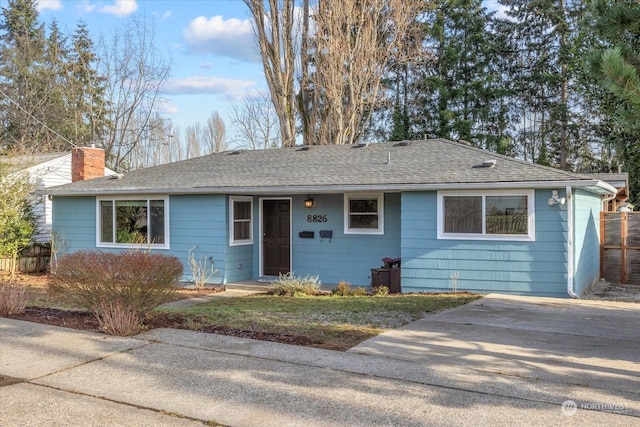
[45, 179, 617, 197]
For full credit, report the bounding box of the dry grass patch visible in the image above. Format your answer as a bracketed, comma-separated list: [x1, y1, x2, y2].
[159, 293, 481, 350]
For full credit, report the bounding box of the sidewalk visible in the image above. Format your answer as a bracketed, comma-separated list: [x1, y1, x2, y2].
[1, 294, 639, 426]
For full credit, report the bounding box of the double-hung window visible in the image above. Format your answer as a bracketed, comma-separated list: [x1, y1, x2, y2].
[98, 197, 169, 248]
[344, 193, 384, 234]
[230, 196, 253, 245]
[438, 190, 534, 241]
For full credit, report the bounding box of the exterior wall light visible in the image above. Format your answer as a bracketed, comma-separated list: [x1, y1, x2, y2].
[548, 190, 566, 206]
[304, 195, 315, 208]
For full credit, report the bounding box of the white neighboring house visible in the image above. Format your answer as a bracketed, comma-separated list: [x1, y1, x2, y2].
[5, 150, 115, 243]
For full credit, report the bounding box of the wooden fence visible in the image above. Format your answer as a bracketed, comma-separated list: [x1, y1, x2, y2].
[600, 212, 640, 284]
[0, 243, 51, 274]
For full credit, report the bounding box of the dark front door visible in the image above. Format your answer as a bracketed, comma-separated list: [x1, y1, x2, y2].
[262, 199, 291, 276]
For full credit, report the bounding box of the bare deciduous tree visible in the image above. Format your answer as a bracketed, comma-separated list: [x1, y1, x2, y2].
[244, 0, 296, 147]
[229, 91, 281, 150]
[96, 16, 171, 171]
[127, 115, 178, 169]
[309, 0, 421, 145]
[204, 111, 226, 153]
[184, 111, 226, 159]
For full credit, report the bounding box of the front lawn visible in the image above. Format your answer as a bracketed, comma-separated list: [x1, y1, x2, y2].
[158, 293, 480, 350]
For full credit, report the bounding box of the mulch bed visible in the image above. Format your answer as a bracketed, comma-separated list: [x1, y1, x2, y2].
[4, 307, 324, 348]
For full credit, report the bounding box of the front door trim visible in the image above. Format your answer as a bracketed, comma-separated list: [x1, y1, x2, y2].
[259, 197, 292, 277]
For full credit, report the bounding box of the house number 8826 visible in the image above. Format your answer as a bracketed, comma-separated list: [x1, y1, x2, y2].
[307, 214, 327, 223]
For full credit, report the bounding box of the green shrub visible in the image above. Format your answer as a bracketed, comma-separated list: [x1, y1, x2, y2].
[0, 282, 28, 315]
[332, 280, 367, 296]
[269, 273, 321, 296]
[49, 251, 183, 335]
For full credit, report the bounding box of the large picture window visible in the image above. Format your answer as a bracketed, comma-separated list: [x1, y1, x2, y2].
[344, 193, 384, 234]
[98, 197, 168, 248]
[438, 190, 534, 241]
[230, 196, 253, 245]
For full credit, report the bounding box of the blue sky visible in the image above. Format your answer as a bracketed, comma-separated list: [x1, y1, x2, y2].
[25, 0, 266, 135]
[11, 1, 507, 142]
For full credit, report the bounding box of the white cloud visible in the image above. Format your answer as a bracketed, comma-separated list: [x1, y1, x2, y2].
[161, 76, 256, 96]
[156, 100, 179, 115]
[161, 11, 172, 21]
[37, 0, 63, 11]
[183, 15, 257, 63]
[99, 0, 138, 17]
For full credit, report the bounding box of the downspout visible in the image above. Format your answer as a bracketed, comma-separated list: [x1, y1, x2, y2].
[566, 186, 579, 298]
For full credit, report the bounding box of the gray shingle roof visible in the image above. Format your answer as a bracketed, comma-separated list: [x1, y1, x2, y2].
[44, 139, 615, 196]
[2, 152, 68, 173]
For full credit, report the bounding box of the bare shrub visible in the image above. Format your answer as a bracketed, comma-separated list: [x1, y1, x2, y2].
[94, 299, 143, 336]
[269, 273, 321, 296]
[187, 246, 217, 289]
[332, 280, 367, 297]
[0, 282, 28, 315]
[49, 251, 183, 334]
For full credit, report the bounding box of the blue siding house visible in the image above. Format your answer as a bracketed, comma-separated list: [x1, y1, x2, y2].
[46, 139, 616, 298]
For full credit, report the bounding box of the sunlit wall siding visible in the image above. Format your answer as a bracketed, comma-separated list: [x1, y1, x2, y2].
[280, 193, 401, 286]
[400, 190, 573, 297]
[573, 189, 601, 295]
[52, 194, 229, 285]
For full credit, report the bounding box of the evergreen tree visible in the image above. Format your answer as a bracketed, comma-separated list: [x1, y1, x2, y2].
[67, 21, 108, 146]
[411, 0, 510, 150]
[589, 0, 640, 204]
[497, 0, 599, 170]
[0, 0, 47, 153]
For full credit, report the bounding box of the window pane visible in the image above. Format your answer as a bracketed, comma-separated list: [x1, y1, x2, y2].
[149, 200, 165, 244]
[115, 200, 148, 243]
[100, 201, 113, 242]
[486, 196, 528, 235]
[444, 196, 482, 233]
[350, 199, 378, 213]
[234, 201, 251, 220]
[234, 221, 250, 241]
[349, 214, 379, 229]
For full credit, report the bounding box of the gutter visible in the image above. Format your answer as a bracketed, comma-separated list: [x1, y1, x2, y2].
[41, 179, 618, 197]
[566, 186, 579, 299]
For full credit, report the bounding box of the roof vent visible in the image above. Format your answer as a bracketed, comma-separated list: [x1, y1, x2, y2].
[358, 141, 370, 148]
[228, 150, 241, 155]
[482, 159, 497, 168]
[397, 141, 410, 146]
[298, 146, 310, 151]
[108, 173, 123, 180]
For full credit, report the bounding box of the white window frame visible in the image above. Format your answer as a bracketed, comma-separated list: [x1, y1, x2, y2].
[96, 195, 170, 249]
[437, 189, 535, 241]
[344, 193, 384, 235]
[229, 196, 253, 246]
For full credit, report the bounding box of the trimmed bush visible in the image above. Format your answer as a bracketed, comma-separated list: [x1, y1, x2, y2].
[0, 282, 28, 315]
[269, 273, 321, 296]
[49, 251, 183, 335]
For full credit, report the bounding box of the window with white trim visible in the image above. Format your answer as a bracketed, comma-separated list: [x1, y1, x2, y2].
[230, 196, 253, 245]
[98, 197, 168, 247]
[344, 193, 384, 234]
[438, 190, 534, 241]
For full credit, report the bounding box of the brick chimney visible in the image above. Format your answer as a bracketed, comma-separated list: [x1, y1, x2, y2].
[71, 147, 105, 182]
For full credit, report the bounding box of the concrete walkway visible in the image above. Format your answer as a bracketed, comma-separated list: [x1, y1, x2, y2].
[1, 294, 639, 426]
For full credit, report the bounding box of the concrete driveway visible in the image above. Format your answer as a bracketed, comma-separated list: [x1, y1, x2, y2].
[350, 294, 640, 420]
[1, 293, 639, 426]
